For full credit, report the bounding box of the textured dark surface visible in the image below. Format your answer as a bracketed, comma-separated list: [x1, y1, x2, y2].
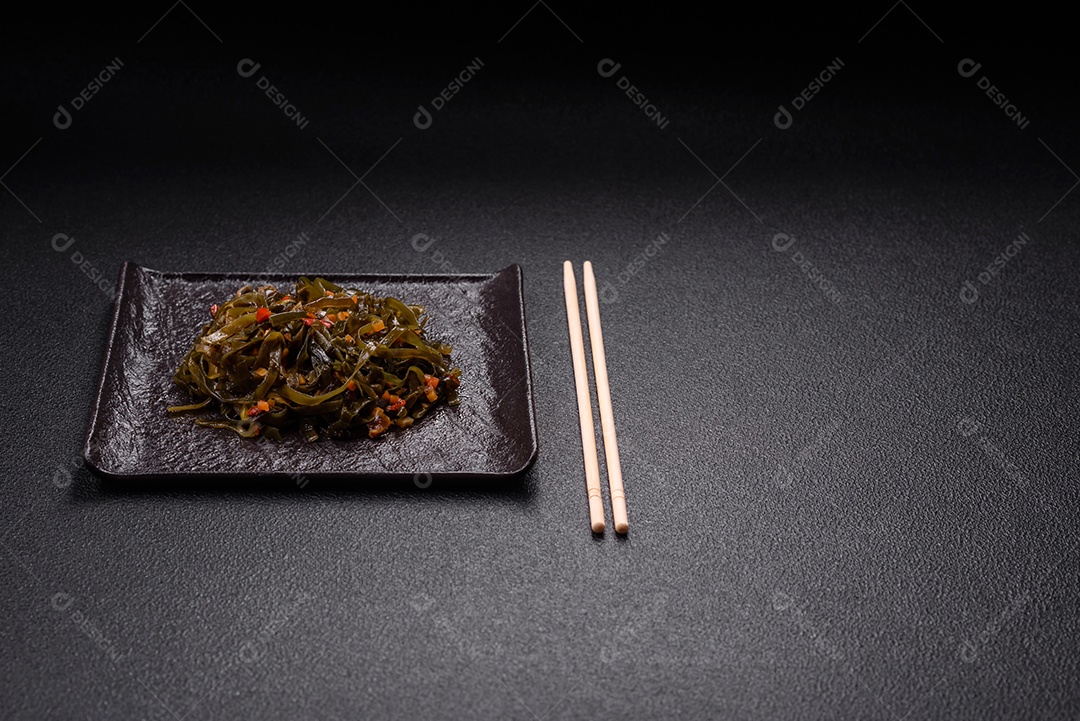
[85, 262, 536, 480]
[3, 7, 1080, 721]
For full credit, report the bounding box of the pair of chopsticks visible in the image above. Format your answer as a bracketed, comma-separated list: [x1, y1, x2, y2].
[563, 261, 628, 534]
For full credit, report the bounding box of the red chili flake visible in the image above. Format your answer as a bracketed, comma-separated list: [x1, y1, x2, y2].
[256, 307, 271, 323]
[388, 399, 405, 412]
[210, 304, 219, 317]
[303, 317, 315, 326]
[320, 319, 333, 328]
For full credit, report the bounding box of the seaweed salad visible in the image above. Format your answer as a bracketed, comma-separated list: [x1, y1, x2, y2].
[168, 277, 461, 441]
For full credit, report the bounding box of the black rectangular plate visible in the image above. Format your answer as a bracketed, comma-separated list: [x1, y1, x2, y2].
[84, 262, 538, 481]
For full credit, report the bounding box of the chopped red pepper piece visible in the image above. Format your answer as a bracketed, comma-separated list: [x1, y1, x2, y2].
[320, 319, 333, 328]
[303, 317, 315, 326]
[256, 307, 271, 323]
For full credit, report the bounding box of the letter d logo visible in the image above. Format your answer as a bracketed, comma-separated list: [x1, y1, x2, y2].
[53, 104, 72, 130]
[51, 233, 75, 252]
[959, 280, 979, 304]
[774, 104, 792, 130]
[771, 233, 795, 252]
[413, 105, 433, 130]
[51, 592, 73, 612]
[771, 591, 793, 612]
[599, 282, 619, 305]
[237, 58, 261, 78]
[956, 417, 981, 437]
[957, 58, 981, 78]
[597, 58, 621, 78]
[410, 233, 435, 252]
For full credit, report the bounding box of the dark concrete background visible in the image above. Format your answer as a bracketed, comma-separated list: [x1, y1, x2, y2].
[2, 6, 1078, 719]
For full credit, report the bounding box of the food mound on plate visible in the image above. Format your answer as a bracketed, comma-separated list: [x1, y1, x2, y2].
[168, 277, 461, 441]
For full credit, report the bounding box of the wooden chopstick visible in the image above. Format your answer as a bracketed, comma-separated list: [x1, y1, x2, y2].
[563, 261, 606, 533]
[582, 261, 628, 534]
